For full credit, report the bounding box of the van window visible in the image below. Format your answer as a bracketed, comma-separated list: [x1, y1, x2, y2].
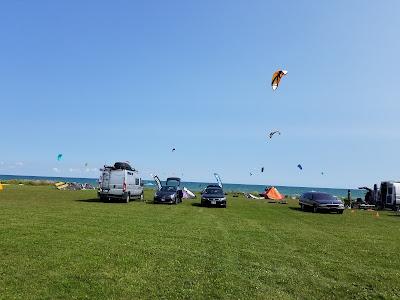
[135, 178, 140, 185]
[388, 187, 393, 195]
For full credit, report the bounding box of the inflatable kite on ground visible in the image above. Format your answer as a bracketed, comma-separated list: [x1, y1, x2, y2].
[57, 154, 63, 161]
[269, 130, 281, 139]
[271, 70, 287, 91]
[262, 186, 285, 200]
[297, 164, 303, 170]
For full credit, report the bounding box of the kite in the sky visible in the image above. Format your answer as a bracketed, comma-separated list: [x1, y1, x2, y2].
[261, 167, 264, 173]
[321, 172, 324, 175]
[297, 164, 303, 170]
[271, 69, 288, 91]
[172, 148, 176, 152]
[250, 172, 253, 176]
[84, 163, 88, 167]
[57, 154, 63, 161]
[269, 130, 281, 139]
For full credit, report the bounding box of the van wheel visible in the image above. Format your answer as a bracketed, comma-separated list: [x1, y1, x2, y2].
[126, 193, 130, 203]
[300, 203, 305, 211]
[313, 206, 318, 213]
[140, 193, 144, 201]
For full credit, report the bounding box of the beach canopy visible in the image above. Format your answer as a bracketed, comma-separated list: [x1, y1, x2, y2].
[263, 187, 284, 200]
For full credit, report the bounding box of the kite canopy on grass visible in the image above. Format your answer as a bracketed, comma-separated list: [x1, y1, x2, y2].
[271, 70, 287, 91]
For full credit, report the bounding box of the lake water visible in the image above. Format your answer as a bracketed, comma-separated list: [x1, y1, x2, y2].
[0, 174, 365, 198]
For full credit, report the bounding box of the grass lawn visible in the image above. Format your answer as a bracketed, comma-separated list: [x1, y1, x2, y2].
[0, 185, 399, 299]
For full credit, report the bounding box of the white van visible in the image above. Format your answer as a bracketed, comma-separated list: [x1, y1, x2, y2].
[379, 181, 400, 211]
[98, 162, 144, 203]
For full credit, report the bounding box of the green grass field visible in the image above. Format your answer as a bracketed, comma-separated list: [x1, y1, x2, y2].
[1, 185, 399, 299]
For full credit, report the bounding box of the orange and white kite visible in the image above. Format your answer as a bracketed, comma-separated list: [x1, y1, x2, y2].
[271, 69, 288, 91]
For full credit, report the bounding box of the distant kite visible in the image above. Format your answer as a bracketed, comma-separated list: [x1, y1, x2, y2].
[261, 167, 264, 173]
[271, 69, 288, 91]
[57, 154, 63, 161]
[172, 148, 176, 152]
[84, 163, 88, 167]
[321, 172, 324, 175]
[297, 164, 303, 170]
[250, 172, 253, 176]
[269, 130, 281, 139]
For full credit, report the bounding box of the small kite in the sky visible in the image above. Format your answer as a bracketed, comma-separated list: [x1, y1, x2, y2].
[84, 163, 88, 167]
[321, 172, 324, 175]
[172, 148, 176, 152]
[271, 69, 288, 91]
[269, 130, 281, 139]
[261, 167, 264, 173]
[297, 164, 303, 170]
[250, 172, 253, 176]
[57, 154, 63, 161]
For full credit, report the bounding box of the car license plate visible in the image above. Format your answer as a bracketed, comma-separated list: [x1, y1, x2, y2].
[211, 200, 216, 205]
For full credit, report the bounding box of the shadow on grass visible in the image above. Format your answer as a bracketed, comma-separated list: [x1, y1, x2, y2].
[387, 214, 400, 217]
[191, 203, 226, 208]
[76, 198, 104, 203]
[76, 198, 128, 204]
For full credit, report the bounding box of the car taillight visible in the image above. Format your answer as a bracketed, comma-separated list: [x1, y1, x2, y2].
[123, 181, 127, 192]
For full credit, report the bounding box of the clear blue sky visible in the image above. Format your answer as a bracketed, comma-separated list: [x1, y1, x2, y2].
[1, 1, 399, 188]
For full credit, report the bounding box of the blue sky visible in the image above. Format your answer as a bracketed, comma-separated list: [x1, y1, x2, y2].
[1, 1, 399, 188]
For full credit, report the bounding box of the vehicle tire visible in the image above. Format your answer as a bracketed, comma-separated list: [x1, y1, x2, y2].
[300, 203, 305, 211]
[126, 193, 130, 203]
[337, 210, 344, 214]
[140, 193, 144, 201]
[313, 206, 318, 213]
[175, 196, 179, 205]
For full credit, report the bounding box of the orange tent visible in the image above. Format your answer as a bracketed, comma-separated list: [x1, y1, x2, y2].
[264, 187, 284, 200]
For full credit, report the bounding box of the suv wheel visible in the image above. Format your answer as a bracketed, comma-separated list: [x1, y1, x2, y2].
[300, 203, 305, 211]
[313, 206, 318, 213]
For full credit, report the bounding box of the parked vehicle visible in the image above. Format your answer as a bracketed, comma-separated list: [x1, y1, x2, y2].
[377, 181, 400, 211]
[201, 186, 227, 208]
[98, 162, 143, 203]
[299, 191, 344, 214]
[153, 176, 183, 204]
